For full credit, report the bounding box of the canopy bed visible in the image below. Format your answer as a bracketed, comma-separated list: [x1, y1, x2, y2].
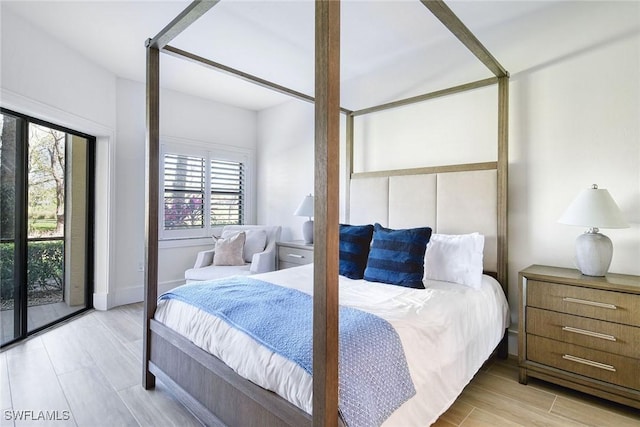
[143, 1, 510, 426]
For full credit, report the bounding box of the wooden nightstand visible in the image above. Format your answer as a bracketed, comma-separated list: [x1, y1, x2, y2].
[276, 241, 314, 270]
[518, 265, 640, 409]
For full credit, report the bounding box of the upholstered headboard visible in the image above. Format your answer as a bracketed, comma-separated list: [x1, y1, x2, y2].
[348, 165, 498, 273]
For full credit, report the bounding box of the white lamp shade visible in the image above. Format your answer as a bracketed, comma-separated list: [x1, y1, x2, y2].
[558, 185, 628, 229]
[294, 194, 314, 218]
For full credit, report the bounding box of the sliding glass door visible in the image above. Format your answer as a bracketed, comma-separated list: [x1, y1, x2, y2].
[0, 109, 94, 347]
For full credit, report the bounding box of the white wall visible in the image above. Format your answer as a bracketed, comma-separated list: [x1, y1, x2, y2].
[256, 100, 347, 239]
[257, 2, 640, 355]
[114, 78, 258, 306]
[352, 86, 497, 172]
[1, 5, 259, 309]
[1, 6, 117, 310]
[256, 101, 314, 240]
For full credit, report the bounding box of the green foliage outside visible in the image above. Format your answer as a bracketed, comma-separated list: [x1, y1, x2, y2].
[0, 240, 63, 300]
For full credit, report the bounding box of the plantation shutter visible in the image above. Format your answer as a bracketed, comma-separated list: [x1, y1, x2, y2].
[210, 159, 244, 226]
[163, 154, 205, 230]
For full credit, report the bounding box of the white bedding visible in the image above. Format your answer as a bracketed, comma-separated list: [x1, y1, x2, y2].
[155, 264, 509, 426]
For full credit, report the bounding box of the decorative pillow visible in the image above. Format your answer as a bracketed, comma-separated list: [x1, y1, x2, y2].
[423, 233, 485, 289]
[363, 223, 432, 288]
[221, 229, 267, 263]
[213, 231, 246, 266]
[339, 224, 374, 279]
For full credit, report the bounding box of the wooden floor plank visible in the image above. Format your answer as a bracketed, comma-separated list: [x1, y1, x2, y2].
[1, 351, 15, 427]
[113, 304, 143, 324]
[92, 308, 142, 345]
[483, 357, 519, 380]
[438, 399, 474, 425]
[40, 319, 95, 375]
[70, 313, 139, 391]
[5, 346, 75, 426]
[470, 370, 556, 412]
[1, 352, 12, 410]
[58, 367, 138, 427]
[551, 395, 640, 427]
[118, 380, 202, 427]
[459, 384, 584, 427]
[124, 339, 143, 363]
[431, 418, 458, 427]
[461, 408, 522, 426]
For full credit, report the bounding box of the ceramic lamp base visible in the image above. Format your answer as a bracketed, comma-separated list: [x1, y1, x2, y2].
[575, 231, 613, 276]
[302, 219, 314, 244]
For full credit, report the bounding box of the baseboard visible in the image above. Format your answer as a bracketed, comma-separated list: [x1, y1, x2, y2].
[112, 279, 185, 308]
[93, 292, 109, 311]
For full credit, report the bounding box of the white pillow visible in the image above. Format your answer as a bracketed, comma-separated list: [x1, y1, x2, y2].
[213, 231, 246, 266]
[423, 233, 484, 289]
[221, 229, 268, 263]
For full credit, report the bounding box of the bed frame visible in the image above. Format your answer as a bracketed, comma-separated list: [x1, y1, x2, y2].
[143, 1, 509, 426]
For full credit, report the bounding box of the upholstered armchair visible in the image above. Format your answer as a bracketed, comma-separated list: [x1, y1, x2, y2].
[184, 225, 282, 283]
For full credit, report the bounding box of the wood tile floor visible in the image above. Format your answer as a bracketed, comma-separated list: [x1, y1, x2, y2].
[1, 303, 638, 426]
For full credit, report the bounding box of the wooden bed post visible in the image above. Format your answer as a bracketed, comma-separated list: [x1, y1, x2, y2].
[497, 76, 509, 288]
[143, 0, 218, 391]
[314, 1, 340, 426]
[344, 113, 354, 223]
[143, 42, 160, 390]
[497, 75, 509, 358]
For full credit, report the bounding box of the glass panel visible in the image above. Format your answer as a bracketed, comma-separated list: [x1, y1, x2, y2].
[210, 159, 244, 225]
[163, 154, 205, 230]
[26, 127, 88, 332]
[0, 113, 18, 345]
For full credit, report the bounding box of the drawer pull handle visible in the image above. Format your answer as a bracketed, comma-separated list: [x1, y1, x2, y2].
[562, 297, 617, 310]
[562, 354, 616, 372]
[562, 326, 616, 342]
[287, 254, 304, 259]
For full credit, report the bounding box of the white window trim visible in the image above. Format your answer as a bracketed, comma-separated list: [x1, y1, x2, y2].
[159, 136, 254, 241]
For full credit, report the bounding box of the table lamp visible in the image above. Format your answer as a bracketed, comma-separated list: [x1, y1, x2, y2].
[294, 194, 314, 244]
[558, 184, 628, 276]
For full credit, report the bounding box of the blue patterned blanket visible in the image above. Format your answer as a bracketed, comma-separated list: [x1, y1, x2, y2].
[160, 277, 415, 427]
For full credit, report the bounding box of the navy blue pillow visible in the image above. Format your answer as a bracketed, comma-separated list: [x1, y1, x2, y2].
[339, 224, 374, 279]
[363, 223, 432, 288]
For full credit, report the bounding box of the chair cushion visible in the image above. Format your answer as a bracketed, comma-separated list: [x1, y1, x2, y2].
[213, 232, 246, 266]
[221, 229, 268, 263]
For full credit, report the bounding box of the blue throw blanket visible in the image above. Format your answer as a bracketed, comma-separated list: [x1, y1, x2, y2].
[160, 277, 415, 427]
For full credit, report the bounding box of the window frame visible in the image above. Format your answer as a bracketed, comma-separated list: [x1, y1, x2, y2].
[159, 138, 253, 241]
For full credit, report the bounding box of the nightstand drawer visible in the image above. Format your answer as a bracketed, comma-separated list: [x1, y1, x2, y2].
[527, 280, 640, 326]
[526, 307, 640, 358]
[527, 335, 640, 390]
[278, 246, 313, 266]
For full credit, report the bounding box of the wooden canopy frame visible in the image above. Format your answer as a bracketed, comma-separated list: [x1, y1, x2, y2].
[143, 1, 509, 425]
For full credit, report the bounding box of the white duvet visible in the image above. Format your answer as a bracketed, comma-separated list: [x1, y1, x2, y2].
[155, 264, 509, 426]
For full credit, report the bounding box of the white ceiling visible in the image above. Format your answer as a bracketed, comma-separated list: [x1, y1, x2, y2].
[2, 1, 638, 111]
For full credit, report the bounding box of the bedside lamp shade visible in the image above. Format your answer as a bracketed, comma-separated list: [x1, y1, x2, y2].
[559, 184, 628, 276]
[294, 194, 314, 244]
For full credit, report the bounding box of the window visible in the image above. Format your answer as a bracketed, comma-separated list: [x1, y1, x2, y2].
[210, 158, 244, 226]
[163, 154, 205, 230]
[1, 108, 94, 347]
[160, 143, 250, 240]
